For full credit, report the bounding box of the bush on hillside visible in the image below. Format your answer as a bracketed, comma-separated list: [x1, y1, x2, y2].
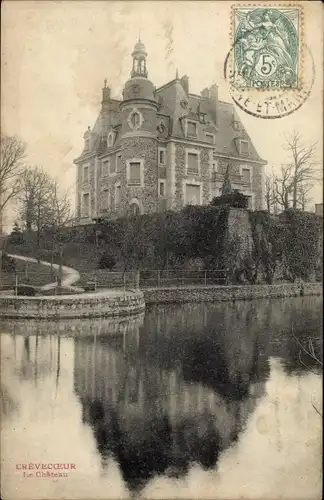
[210, 190, 249, 209]
[1, 253, 16, 273]
[98, 252, 116, 270]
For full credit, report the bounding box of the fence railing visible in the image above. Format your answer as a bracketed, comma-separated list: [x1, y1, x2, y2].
[0, 269, 228, 295]
[139, 269, 227, 288]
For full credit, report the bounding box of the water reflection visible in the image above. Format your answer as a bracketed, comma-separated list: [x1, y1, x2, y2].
[0, 297, 322, 499]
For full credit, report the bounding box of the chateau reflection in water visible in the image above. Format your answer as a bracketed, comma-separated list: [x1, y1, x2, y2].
[71, 297, 322, 490]
[1, 296, 322, 493]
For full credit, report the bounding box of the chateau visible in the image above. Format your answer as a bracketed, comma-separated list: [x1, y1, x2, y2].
[74, 40, 266, 222]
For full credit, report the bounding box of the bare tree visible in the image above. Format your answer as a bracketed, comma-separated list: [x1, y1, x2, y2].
[269, 132, 320, 213]
[47, 180, 72, 229]
[284, 131, 320, 210]
[296, 182, 313, 211]
[264, 173, 279, 214]
[0, 135, 26, 216]
[273, 164, 294, 211]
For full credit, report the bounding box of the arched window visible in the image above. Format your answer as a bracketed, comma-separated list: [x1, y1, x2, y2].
[129, 202, 140, 216]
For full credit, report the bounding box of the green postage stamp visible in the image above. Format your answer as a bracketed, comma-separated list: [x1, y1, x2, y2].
[232, 6, 302, 89]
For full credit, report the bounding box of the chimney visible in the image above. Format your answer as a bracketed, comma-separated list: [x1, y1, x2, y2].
[101, 79, 111, 110]
[180, 75, 189, 95]
[210, 84, 218, 102]
[209, 84, 218, 127]
[201, 88, 211, 99]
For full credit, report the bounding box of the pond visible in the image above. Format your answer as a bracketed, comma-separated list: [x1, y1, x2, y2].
[0, 296, 322, 500]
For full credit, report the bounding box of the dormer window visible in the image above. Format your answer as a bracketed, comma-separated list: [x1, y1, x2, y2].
[233, 120, 240, 131]
[239, 139, 249, 156]
[205, 133, 215, 144]
[187, 121, 197, 137]
[107, 132, 115, 148]
[84, 138, 90, 151]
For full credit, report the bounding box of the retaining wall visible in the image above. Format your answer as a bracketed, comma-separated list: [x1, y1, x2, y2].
[143, 282, 323, 305]
[0, 289, 145, 319]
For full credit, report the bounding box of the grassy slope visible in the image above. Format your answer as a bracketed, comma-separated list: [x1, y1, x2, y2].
[1, 259, 54, 288]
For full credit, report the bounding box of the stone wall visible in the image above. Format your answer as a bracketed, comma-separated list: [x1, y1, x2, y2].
[0, 289, 145, 319]
[143, 282, 322, 305]
[226, 208, 254, 266]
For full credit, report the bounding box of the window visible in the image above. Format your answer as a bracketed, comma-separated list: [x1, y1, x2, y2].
[109, 157, 116, 175]
[126, 159, 144, 187]
[116, 155, 122, 172]
[102, 189, 110, 211]
[83, 165, 89, 183]
[240, 140, 249, 156]
[159, 149, 166, 165]
[242, 167, 251, 183]
[102, 160, 109, 178]
[128, 162, 141, 185]
[115, 185, 121, 206]
[159, 180, 165, 197]
[186, 184, 200, 205]
[187, 152, 199, 174]
[205, 133, 215, 144]
[212, 160, 218, 173]
[233, 121, 240, 131]
[246, 195, 253, 209]
[84, 138, 90, 150]
[129, 202, 140, 216]
[82, 193, 90, 217]
[187, 121, 197, 137]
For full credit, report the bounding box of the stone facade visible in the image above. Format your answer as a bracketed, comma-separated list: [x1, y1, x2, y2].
[74, 40, 267, 223]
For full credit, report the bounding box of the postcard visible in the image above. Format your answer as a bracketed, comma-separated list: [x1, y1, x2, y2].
[1, 1, 323, 499]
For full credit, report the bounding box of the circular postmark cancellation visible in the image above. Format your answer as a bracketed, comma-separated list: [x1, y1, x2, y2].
[224, 5, 315, 119]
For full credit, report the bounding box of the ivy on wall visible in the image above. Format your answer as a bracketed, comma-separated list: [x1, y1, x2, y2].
[249, 209, 323, 283]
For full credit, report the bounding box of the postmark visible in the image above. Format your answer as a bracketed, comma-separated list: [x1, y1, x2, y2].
[232, 6, 301, 90]
[224, 4, 315, 119]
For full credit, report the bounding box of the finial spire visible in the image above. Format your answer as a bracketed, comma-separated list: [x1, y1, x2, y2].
[104, 78, 107, 88]
[176, 68, 179, 80]
[138, 29, 141, 42]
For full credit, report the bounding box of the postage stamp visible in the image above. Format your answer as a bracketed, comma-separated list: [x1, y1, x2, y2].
[232, 6, 302, 90]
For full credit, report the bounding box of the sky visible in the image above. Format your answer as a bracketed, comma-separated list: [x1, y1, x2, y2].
[1, 0, 323, 230]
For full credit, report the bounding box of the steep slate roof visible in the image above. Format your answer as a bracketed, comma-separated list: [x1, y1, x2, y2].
[155, 79, 264, 162]
[75, 77, 264, 164]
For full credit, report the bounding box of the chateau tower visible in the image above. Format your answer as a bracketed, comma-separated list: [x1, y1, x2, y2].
[119, 39, 159, 215]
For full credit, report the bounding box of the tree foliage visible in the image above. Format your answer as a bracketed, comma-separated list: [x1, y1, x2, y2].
[16, 166, 72, 247]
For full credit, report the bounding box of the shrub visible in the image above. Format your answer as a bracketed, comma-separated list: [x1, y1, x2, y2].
[98, 252, 116, 270]
[210, 190, 249, 209]
[16, 285, 38, 296]
[1, 253, 16, 273]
